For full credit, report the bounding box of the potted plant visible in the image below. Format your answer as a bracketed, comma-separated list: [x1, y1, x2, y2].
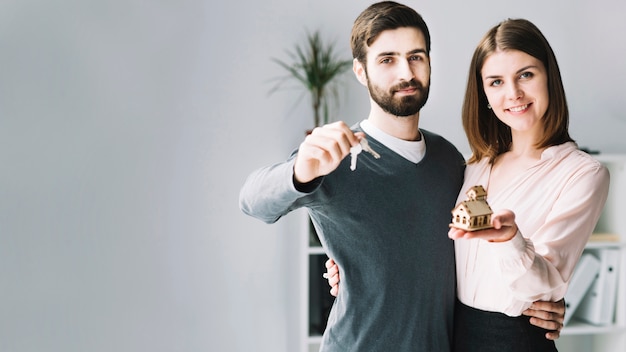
[269, 30, 353, 129]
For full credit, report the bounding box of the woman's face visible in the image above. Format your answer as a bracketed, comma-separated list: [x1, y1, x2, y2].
[481, 49, 549, 137]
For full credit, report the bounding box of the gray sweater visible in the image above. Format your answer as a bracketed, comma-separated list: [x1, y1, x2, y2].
[240, 128, 465, 352]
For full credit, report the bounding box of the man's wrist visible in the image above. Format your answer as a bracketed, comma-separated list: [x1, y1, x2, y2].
[293, 175, 323, 193]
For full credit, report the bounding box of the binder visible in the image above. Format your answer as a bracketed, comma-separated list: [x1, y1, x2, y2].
[574, 248, 621, 325]
[563, 253, 601, 325]
[588, 232, 620, 242]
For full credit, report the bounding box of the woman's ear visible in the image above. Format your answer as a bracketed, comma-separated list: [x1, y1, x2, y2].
[353, 58, 368, 87]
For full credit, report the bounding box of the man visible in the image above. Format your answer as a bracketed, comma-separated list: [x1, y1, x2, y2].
[240, 2, 563, 351]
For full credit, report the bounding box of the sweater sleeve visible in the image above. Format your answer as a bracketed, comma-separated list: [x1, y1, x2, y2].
[239, 154, 321, 224]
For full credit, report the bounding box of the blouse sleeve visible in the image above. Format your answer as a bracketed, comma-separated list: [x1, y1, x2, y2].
[487, 163, 610, 302]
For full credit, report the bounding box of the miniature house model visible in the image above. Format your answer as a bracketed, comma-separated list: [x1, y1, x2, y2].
[451, 185, 493, 231]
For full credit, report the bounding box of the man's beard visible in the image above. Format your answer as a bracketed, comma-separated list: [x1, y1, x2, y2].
[368, 79, 429, 117]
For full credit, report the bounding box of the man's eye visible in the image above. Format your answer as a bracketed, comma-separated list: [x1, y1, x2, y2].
[409, 55, 422, 61]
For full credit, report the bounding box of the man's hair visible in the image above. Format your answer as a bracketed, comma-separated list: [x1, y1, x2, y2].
[462, 18, 573, 163]
[350, 1, 431, 64]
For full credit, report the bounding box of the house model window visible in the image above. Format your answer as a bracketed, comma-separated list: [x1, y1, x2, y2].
[450, 185, 494, 231]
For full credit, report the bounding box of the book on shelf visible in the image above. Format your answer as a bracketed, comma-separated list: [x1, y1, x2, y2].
[588, 232, 621, 242]
[574, 247, 620, 325]
[563, 253, 601, 326]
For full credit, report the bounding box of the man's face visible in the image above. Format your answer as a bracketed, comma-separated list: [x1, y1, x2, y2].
[361, 27, 431, 116]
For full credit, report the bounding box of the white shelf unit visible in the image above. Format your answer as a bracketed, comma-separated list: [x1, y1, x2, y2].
[299, 210, 333, 352]
[557, 154, 626, 351]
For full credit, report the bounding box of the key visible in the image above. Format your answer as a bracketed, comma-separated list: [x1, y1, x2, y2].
[349, 143, 362, 171]
[360, 138, 380, 159]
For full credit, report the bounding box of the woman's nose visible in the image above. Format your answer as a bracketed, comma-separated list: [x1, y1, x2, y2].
[507, 82, 523, 100]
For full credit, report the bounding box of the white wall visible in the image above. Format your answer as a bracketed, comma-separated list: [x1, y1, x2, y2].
[0, 1, 624, 351]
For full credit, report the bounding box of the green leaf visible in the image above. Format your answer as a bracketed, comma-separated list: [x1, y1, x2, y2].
[269, 30, 352, 127]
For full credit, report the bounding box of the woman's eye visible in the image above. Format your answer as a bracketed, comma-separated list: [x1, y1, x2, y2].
[490, 79, 502, 87]
[520, 71, 533, 79]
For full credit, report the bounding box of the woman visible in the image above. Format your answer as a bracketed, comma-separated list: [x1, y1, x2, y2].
[326, 19, 610, 351]
[446, 18, 609, 351]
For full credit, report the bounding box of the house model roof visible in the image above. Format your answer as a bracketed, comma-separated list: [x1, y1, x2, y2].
[457, 199, 492, 216]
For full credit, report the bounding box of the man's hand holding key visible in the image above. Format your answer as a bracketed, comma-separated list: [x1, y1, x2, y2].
[294, 121, 380, 184]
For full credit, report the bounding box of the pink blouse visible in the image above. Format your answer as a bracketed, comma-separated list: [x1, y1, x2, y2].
[454, 142, 610, 316]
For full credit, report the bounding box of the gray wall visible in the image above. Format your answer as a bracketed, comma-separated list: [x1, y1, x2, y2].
[1, 1, 624, 351]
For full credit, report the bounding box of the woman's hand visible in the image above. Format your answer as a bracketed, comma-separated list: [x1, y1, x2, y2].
[448, 209, 519, 242]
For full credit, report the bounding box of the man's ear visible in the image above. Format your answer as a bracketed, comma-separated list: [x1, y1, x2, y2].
[353, 58, 368, 87]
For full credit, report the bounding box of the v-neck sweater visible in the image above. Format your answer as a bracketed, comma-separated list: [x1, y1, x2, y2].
[240, 126, 465, 352]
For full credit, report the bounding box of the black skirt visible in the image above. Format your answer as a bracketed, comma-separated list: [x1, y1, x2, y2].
[453, 300, 558, 352]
